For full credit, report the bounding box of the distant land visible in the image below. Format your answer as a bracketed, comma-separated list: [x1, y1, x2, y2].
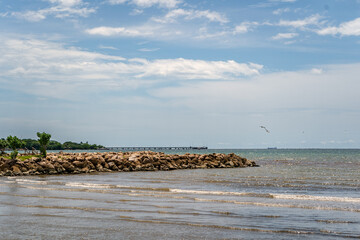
[19, 139, 105, 151]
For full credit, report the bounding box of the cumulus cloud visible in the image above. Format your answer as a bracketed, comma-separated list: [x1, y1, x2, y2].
[108, 0, 181, 8]
[0, 37, 262, 99]
[8, 0, 95, 21]
[316, 17, 360, 36]
[152, 8, 228, 24]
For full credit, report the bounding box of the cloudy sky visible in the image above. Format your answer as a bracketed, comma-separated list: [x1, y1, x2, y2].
[1, 0, 359, 148]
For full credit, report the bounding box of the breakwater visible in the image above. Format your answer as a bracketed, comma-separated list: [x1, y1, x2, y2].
[0, 151, 258, 176]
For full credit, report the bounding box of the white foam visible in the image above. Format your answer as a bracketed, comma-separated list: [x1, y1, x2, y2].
[170, 189, 360, 203]
[65, 182, 113, 189]
[193, 197, 360, 212]
[15, 179, 48, 185]
[115, 184, 133, 189]
[169, 189, 271, 198]
[170, 189, 244, 196]
[272, 194, 360, 203]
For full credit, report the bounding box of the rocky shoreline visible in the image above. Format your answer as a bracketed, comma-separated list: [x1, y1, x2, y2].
[0, 151, 258, 176]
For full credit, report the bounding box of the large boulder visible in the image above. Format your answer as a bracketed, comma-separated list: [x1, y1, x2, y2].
[61, 162, 76, 173]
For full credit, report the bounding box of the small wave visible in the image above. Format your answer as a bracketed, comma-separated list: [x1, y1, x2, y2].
[15, 179, 48, 185]
[118, 185, 170, 192]
[272, 194, 360, 203]
[193, 198, 360, 212]
[65, 182, 114, 189]
[3, 181, 16, 184]
[115, 217, 317, 236]
[316, 219, 357, 224]
[169, 189, 360, 203]
[169, 189, 272, 198]
[64, 182, 172, 192]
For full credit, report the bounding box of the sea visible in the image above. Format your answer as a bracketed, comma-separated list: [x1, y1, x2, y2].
[0, 149, 359, 239]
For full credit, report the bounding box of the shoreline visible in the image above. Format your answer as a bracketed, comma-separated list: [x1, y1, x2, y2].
[0, 151, 258, 177]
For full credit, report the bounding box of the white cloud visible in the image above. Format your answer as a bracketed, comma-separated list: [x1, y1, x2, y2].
[11, 11, 47, 22]
[311, 68, 323, 74]
[108, 0, 181, 8]
[273, 8, 290, 15]
[9, 0, 95, 21]
[85, 26, 153, 37]
[138, 48, 159, 52]
[316, 17, 360, 36]
[152, 8, 228, 24]
[270, 0, 296, 2]
[0, 37, 262, 100]
[99, 45, 119, 50]
[108, 0, 127, 4]
[134, 58, 262, 79]
[233, 22, 259, 34]
[86, 23, 194, 41]
[272, 32, 298, 40]
[47, 0, 82, 7]
[278, 14, 323, 29]
[149, 63, 360, 116]
[86, 20, 228, 41]
[196, 27, 228, 39]
[130, 8, 144, 15]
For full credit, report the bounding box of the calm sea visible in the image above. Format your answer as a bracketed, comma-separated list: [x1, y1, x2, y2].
[0, 149, 359, 239]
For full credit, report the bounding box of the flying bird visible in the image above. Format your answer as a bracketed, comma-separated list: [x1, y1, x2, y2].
[260, 126, 270, 133]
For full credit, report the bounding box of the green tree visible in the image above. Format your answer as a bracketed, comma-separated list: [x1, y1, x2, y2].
[37, 132, 51, 157]
[22, 138, 41, 150]
[0, 138, 8, 155]
[47, 140, 63, 150]
[6, 136, 23, 159]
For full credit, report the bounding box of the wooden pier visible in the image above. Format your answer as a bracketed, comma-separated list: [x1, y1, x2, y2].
[106, 146, 208, 151]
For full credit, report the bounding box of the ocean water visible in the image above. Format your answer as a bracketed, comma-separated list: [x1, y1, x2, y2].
[0, 149, 359, 239]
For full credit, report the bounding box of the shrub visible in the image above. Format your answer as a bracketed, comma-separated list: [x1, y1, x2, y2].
[37, 132, 51, 158]
[0, 138, 8, 155]
[6, 136, 24, 160]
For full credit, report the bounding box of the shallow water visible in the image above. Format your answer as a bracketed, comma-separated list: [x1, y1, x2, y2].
[1, 149, 359, 239]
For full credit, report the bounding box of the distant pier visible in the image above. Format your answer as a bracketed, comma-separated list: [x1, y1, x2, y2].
[105, 146, 208, 151]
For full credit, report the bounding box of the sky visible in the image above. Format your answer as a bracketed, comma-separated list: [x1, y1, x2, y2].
[0, 0, 360, 148]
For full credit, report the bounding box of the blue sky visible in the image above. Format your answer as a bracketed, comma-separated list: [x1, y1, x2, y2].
[0, 0, 360, 148]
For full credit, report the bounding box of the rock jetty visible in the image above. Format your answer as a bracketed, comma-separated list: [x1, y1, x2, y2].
[0, 151, 258, 176]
